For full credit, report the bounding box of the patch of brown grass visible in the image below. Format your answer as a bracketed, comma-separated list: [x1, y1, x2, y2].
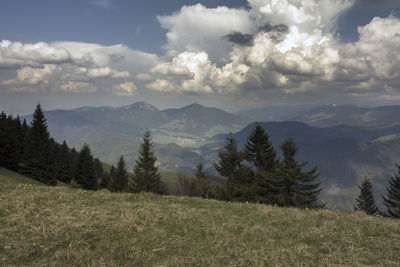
[0, 178, 399, 266]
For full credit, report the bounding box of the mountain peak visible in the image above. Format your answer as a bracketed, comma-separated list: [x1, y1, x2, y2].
[123, 102, 159, 112]
[182, 103, 205, 109]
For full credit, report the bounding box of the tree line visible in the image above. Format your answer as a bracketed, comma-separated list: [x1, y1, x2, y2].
[354, 172, 400, 218]
[176, 125, 323, 209]
[0, 104, 163, 193]
[1, 104, 399, 217]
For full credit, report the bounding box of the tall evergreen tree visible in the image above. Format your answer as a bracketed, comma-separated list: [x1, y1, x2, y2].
[213, 135, 255, 201]
[214, 135, 245, 184]
[14, 116, 25, 168]
[93, 158, 105, 185]
[112, 156, 129, 192]
[244, 125, 280, 203]
[0, 113, 20, 170]
[133, 131, 163, 194]
[194, 163, 212, 198]
[54, 141, 74, 183]
[354, 177, 379, 215]
[75, 144, 97, 190]
[245, 124, 277, 172]
[20, 104, 56, 185]
[383, 165, 400, 218]
[0, 112, 11, 168]
[278, 137, 322, 208]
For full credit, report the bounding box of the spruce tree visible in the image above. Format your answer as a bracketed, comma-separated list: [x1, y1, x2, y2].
[354, 177, 378, 215]
[278, 137, 322, 208]
[213, 135, 255, 201]
[54, 141, 73, 184]
[93, 158, 106, 186]
[214, 135, 245, 184]
[14, 116, 25, 168]
[0, 112, 9, 168]
[20, 104, 56, 185]
[244, 125, 279, 203]
[194, 163, 212, 198]
[133, 131, 163, 194]
[75, 144, 97, 190]
[245, 124, 277, 171]
[113, 156, 129, 192]
[383, 165, 400, 218]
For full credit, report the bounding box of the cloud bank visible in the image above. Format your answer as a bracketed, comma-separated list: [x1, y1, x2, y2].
[139, 0, 400, 104]
[2, 0, 400, 106]
[0, 40, 158, 96]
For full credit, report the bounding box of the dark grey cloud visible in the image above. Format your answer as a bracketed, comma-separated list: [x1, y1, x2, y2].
[224, 31, 254, 46]
[259, 23, 289, 34]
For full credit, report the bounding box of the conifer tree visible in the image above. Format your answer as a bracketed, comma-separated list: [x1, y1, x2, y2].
[0, 112, 9, 168]
[71, 147, 80, 179]
[383, 165, 400, 218]
[133, 131, 163, 194]
[93, 158, 106, 186]
[245, 124, 277, 171]
[110, 165, 116, 181]
[20, 104, 56, 185]
[113, 156, 129, 192]
[214, 135, 245, 183]
[14, 116, 25, 167]
[354, 177, 378, 215]
[0, 114, 23, 171]
[213, 135, 255, 201]
[278, 137, 322, 208]
[195, 163, 212, 198]
[244, 125, 279, 203]
[54, 141, 74, 183]
[99, 172, 111, 190]
[75, 144, 97, 190]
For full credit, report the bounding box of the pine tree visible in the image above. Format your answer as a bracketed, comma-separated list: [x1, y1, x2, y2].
[383, 165, 400, 218]
[213, 135, 255, 201]
[278, 137, 322, 208]
[93, 158, 105, 185]
[14, 116, 25, 168]
[214, 135, 245, 184]
[245, 124, 277, 172]
[75, 144, 97, 190]
[99, 172, 111, 190]
[20, 104, 56, 185]
[0, 112, 9, 167]
[354, 177, 378, 215]
[0, 113, 19, 170]
[54, 141, 73, 184]
[113, 156, 129, 192]
[133, 131, 163, 194]
[194, 163, 212, 198]
[244, 125, 279, 203]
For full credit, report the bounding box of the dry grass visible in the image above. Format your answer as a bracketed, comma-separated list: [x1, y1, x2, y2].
[1, 169, 400, 266]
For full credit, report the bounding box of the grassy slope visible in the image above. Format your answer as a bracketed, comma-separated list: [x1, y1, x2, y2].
[1, 168, 400, 266]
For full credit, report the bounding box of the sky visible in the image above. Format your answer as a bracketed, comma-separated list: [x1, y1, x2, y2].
[1, 0, 400, 114]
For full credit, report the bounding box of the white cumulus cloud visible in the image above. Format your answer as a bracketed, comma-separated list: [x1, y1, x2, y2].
[112, 82, 137, 96]
[158, 4, 252, 61]
[0, 40, 159, 95]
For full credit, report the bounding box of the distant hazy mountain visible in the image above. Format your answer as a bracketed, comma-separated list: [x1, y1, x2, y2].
[290, 104, 400, 127]
[236, 104, 315, 122]
[159, 103, 249, 135]
[24, 102, 251, 147]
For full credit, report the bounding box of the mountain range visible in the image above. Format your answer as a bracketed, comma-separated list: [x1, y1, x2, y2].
[23, 102, 400, 210]
[239, 103, 400, 128]
[32, 102, 250, 147]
